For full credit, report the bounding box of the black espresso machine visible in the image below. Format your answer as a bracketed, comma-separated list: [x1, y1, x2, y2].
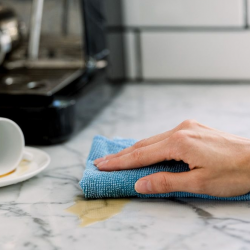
[0, 0, 114, 145]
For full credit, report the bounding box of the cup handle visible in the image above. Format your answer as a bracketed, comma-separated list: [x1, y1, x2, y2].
[23, 151, 33, 162]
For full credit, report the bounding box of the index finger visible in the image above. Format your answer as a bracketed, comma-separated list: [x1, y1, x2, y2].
[96, 138, 180, 171]
[94, 127, 179, 165]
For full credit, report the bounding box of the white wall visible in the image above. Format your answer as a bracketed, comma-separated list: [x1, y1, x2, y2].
[122, 0, 245, 27]
[105, 0, 250, 81]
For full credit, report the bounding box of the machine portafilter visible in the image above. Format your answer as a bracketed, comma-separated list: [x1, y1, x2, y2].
[0, 5, 23, 65]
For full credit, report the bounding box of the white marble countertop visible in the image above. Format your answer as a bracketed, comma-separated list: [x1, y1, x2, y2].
[1, 83, 250, 250]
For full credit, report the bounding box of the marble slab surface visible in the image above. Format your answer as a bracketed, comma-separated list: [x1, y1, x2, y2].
[1, 83, 250, 250]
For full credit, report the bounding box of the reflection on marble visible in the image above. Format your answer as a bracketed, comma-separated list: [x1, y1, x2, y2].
[1, 83, 250, 249]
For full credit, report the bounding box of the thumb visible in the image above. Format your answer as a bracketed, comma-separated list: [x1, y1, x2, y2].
[134, 171, 195, 194]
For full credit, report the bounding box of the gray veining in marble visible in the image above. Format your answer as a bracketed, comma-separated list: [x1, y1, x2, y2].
[1, 83, 250, 250]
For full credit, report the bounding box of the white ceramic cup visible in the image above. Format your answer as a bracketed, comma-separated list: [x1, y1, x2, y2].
[0, 118, 33, 176]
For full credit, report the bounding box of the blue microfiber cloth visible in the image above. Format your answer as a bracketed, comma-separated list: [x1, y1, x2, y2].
[79, 135, 250, 200]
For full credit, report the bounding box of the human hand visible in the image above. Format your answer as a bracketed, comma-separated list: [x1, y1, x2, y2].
[94, 120, 250, 197]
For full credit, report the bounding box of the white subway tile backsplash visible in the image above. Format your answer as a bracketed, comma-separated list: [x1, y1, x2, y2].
[247, 0, 250, 27]
[124, 32, 138, 79]
[122, 0, 245, 27]
[142, 32, 250, 80]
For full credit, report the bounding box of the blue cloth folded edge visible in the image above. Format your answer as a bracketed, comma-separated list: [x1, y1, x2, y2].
[79, 135, 250, 200]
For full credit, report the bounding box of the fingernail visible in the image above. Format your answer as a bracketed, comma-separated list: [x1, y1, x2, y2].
[94, 157, 106, 165]
[97, 160, 109, 168]
[135, 180, 152, 194]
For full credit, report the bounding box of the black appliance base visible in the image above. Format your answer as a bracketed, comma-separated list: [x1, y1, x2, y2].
[0, 71, 122, 145]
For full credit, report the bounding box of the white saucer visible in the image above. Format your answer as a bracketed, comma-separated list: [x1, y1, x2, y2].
[0, 146, 50, 187]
